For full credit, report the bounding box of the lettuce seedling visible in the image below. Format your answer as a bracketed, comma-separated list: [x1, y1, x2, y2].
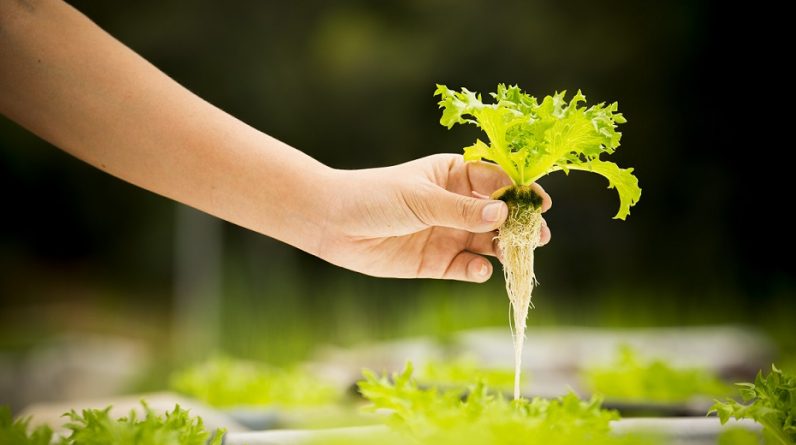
[586, 346, 731, 403]
[60, 402, 224, 445]
[419, 357, 515, 392]
[170, 357, 341, 408]
[1, 402, 224, 445]
[0, 406, 53, 445]
[356, 363, 654, 445]
[435, 84, 641, 399]
[710, 365, 796, 445]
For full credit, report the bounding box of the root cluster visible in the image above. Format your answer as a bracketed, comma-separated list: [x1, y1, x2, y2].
[496, 205, 543, 400]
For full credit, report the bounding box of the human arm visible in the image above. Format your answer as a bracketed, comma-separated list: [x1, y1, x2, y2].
[0, 0, 334, 257]
[0, 0, 550, 282]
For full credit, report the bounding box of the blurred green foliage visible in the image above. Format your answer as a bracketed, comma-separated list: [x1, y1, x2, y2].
[0, 407, 52, 445]
[717, 428, 761, 445]
[585, 346, 731, 403]
[419, 357, 516, 393]
[170, 357, 340, 408]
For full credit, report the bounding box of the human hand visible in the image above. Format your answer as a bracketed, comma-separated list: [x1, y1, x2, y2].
[0, 1, 543, 282]
[317, 154, 552, 282]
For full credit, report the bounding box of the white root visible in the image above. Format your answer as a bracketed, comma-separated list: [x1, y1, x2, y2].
[497, 205, 543, 400]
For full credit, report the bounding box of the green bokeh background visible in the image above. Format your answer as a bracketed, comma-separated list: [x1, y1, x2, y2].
[0, 0, 792, 396]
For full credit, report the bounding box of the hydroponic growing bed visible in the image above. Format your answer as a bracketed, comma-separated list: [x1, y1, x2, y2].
[7, 327, 791, 445]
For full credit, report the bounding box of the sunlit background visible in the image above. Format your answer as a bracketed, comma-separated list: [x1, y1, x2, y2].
[0, 0, 791, 417]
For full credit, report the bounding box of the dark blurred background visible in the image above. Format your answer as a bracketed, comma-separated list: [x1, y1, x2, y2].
[0, 0, 792, 410]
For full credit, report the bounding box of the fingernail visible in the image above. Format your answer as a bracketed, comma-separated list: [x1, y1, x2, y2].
[482, 202, 506, 223]
[478, 262, 489, 277]
[470, 260, 489, 278]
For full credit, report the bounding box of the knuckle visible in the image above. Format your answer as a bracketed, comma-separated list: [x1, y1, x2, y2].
[402, 187, 433, 226]
[456, 197, 479, 222]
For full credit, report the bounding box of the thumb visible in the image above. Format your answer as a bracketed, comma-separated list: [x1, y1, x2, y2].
[415, 188, 508, 232]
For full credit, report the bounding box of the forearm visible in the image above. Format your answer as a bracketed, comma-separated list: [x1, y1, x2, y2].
[0, 0, 335, 255]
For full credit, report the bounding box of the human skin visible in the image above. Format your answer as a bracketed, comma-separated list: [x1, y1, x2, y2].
[0, 0, 550, 283]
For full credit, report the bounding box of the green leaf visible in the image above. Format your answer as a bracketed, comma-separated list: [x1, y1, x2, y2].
[435, 84, 640, 219]
[737, 383, 757, 402]
[710, 365, 796, 445]
[170, 357, 341, 408]
[717, 428, 762, 445]
[587, 346, 731, 403]
[417, 358, 515, 392]
[56, 402, 225, 445]
[551, 160, 641, 220]
[356, 362, 656, 445]
[462, 139, 492, 163]
[0, 406, 53, 445]
[710, 401, 741, 424]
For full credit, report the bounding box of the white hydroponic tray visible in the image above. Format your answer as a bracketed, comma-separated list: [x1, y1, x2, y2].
[223, 417, 761, 445]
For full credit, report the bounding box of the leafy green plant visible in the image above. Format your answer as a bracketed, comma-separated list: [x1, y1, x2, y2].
[59, 403, 224, 445]
[710, 365, 795, 445]
[170, 356, 341, 408]
[419, 357, 515, 392]
[355, 362, 656, 445]
[435, 85, 638, 209]
[586, 346, 731, 403]
[436, 84, 640, 399]
[0, 406, 53, 445]
[717, 428, 764, 445]
[1, 402, 223, 445]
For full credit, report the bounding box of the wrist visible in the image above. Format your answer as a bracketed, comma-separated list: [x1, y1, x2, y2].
[286, 162, 348, 259]
[217, 131, 343, 260]
[305, 166, 351, 257]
